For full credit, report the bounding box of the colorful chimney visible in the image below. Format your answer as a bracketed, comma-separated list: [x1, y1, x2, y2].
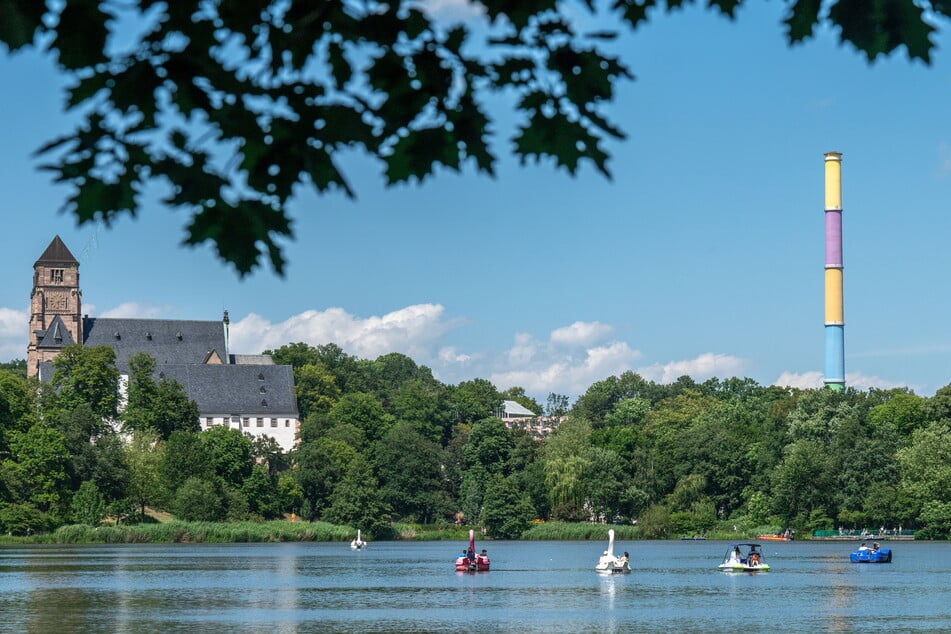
[824, 152, 845, 391]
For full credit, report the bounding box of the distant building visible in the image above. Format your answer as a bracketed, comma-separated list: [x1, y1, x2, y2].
[27, 236, 300, 451]
[497, 399, 561, 439]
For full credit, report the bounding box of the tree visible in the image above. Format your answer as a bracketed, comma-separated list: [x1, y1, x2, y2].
[49, 345, 120, 421]
[124, 353, 200, 438]
[323, 455, 392, 538]
[2, 2, 940, 275]
[124, 430, 163, 522]
[480, 474, 535, 539]
[70, 481, 106, 526]
[329, 393, 391, 443]
[375, 421, 451, 523]
[174, 477, 226, 522]
[200, 426, 253, 487]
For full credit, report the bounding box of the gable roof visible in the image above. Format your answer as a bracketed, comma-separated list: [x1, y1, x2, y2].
[83, 317, 226, 368]
[155, 364, 299, 415]
[35, 314, 76, 349]
[35, 235, 78, 266]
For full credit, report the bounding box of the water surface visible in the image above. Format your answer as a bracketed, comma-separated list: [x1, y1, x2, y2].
[1, 539, 948, 632]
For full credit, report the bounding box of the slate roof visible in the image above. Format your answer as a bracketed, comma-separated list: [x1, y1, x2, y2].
[35, 235, 78, 266]
[155, 364, 299, 415]
[35, 314, 76, 349]
[83, 317, 226, 369]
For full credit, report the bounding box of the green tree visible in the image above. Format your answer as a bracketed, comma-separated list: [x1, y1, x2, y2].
[0, 369, 33, 452]
[201, 426, 253, 487]
[174, 477, 225, 522]
[330, 393, 391, 443]
[323, 455, 392, 538]
[463, 417, 513, 474]
[160, 431, 212, 496]
[241, 464, 282, 519]
[49, 345, 120, 421]
[770, 439, 836, 526]
[70, 480, 105, 526]
[480, 474, 535, 540]
[447, 379, 502, 425]
[5, 424, 71, 513]
[295, 363, 341, 419]
[294, 437, 357, 519]
[376, 421, 451, 523]
[896, 422, 951, 517]
[125, 430, 163, 522]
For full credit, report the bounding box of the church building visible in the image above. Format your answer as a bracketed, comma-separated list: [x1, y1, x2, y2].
[27, 236, 300, 451]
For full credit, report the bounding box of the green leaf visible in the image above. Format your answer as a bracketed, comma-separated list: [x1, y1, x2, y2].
[50, 0, 109, 70]
[0, 0, 45, 52]
[783, 0, 822, 44]
[829, 0, 935, 63]
[184, 199, 292, 277]
[610, 0, 657, 30]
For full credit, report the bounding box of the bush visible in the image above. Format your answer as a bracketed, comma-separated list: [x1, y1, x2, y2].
[174, 478, 225, 522]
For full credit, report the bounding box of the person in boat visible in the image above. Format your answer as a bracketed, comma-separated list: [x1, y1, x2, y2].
[858, 542, 870, 551]
[467, 548, 475, 562]
[872, 542, 880, 551]
[728, 546, 742, 564]
[748, 546, 761, 566]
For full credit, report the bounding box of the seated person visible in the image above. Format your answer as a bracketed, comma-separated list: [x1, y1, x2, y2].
[858, 542, 870, 551]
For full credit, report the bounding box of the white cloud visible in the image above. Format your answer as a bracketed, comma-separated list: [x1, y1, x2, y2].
[0, 307, 28, 361]
[773, 370, 913, 393]
[550, 320, 612, 347]
[438, 346, 473, 364]
[507, 332, 538, 366]
[638, 352, 748, 385]
[229, 304, 462, 361]
[491, 339, 641, 397]
[99, 302, 173, 319]
[773, 370, 824, 390]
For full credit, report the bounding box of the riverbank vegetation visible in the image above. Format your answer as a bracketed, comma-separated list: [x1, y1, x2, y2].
[2, 346, 950, 542]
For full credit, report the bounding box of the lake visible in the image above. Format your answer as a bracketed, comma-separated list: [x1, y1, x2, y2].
[1, 539, 949, 632]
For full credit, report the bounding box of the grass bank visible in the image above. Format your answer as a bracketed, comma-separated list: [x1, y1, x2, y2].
[2, 520, 353, 545]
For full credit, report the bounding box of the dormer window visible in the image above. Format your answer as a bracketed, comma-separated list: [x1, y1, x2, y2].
[259, 385, 266, 394]
[114, 332, 121, 340]
[146, 332, 152, 340]
[176, 332, 183, 340]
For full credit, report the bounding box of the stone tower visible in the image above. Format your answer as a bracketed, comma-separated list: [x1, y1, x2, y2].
[27, 236, 82, 378]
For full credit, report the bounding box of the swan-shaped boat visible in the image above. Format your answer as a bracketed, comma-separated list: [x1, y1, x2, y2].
[718, 543, 770, 572]
[454, 529, 490, 572]
[350, 529, 367, 550]
[595, 529, 631, 574]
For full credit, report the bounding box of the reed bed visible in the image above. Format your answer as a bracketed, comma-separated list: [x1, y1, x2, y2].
[35, 520, 353, 544]
[520, 522, 640, 541]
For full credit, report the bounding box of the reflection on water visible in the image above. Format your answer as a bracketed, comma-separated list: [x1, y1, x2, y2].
[1, 540, 950, 632]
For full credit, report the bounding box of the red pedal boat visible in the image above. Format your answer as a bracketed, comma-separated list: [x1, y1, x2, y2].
[454, 529, 490, 572]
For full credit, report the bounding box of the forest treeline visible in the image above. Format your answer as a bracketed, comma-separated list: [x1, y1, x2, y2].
[2, 343, 951, 540]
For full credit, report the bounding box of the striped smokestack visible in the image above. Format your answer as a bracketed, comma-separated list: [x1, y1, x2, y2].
[824, 152, 845, 391]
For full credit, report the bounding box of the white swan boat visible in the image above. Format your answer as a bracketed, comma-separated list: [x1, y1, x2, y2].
[351, 529, 367, 550]
[595, 529, 631, 574]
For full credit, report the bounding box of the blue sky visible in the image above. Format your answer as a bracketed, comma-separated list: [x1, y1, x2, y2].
[2, 2, 951, 402]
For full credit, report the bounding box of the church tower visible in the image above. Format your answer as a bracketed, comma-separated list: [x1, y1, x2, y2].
[27, 236, 82, 378]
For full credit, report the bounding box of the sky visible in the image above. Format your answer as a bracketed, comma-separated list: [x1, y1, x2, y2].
[3, 2, 951, 404]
